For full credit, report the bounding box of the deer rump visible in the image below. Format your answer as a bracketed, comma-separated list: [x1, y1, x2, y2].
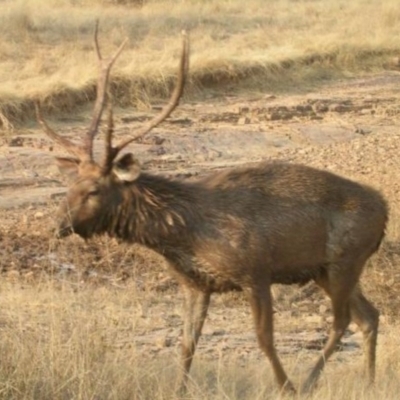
[167, 163, 385, 291]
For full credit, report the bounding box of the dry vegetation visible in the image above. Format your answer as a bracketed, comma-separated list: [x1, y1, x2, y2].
[1, 269, 398, 400]
[1, 0, 400, 126]
[2, 0, 400, 399]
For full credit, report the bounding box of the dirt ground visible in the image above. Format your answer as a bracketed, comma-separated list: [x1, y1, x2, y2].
[1, 71, 400, 375]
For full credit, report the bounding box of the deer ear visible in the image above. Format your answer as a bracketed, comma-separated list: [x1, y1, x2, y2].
[112, 153, 141, 182]
[55, 157, 80, 180]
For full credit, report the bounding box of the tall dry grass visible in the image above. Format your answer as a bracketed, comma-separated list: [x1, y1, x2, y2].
[0, 277, 400, 400]
[1, 0, 400, 124]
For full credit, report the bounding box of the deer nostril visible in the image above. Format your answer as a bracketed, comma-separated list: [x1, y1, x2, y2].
[57, 228, 72, 238]
[55, 224, 73, 239]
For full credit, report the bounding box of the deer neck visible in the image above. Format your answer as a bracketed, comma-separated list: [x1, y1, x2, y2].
[109, 174, 199, 250]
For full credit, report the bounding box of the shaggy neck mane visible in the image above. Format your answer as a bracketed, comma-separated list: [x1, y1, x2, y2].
[104, 173, 200, 249]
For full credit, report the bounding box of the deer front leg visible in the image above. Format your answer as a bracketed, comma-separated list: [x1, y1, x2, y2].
[178, 286, 211, 393]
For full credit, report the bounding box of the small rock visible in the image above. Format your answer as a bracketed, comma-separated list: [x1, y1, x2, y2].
[386, 277, 395, 287]
[155, 336, 172, 348]
[348, 322, 359, 333]
[355, 127, 371, 135]
[379, 315, 387, 324]
[312, 102, 329, 113]
[150, 136, 165, 145]
[168, 117, 192, 125]
[24, 271, 35, 281]
[34, 212, 44, 219]
[8, 137, 23, 147]
[50, 192, 66, 200]
[295, 104, 313, 113]
[275, 106, 289, 112]
[326, 316, 334, 324]
[211, 329, 226, 336]
[148, 146, 166, 156]
[328, 104, 354, 113]
[278, 310, 294, 318]
[237, 117, 250, 125]
[389, 56, 400, 68]
[305, 314, 321, 324]
[268, 112, 293, 121]
[7, 270, 20, 281]
[319, 304, 328, 314]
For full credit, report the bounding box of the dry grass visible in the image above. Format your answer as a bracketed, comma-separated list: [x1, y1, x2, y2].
[1, 0, 400, 125]
[0, 277, 400, 400]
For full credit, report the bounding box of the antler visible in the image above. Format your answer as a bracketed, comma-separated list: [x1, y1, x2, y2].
[35, 102, 87, 159]
[36, 20, 128, 163]
[103, 31, 190, 169]
[85, 20, 128, 160]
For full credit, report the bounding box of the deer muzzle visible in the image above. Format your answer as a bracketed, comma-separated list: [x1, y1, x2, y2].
[56, 224, 74, 239]
[55, 213, 74, 238]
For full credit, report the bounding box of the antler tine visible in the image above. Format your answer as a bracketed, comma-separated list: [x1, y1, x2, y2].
[103, 98, 114, 168]
[94, 19, 102, 61]
[109, 31, 190, 160]
[84, 22, 128, 160]
[35, 102, 86, 159]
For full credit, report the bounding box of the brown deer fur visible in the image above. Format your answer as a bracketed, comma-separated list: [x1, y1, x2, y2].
[37, 24, 388, 393]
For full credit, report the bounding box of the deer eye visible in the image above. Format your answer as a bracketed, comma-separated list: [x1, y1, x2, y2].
[87, 188, 100, 197]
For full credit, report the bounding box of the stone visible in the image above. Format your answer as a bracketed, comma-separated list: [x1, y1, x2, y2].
[238, 117, 250, 125]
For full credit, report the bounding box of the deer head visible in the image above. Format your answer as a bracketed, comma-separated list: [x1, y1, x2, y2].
[37, 22, 189, 238]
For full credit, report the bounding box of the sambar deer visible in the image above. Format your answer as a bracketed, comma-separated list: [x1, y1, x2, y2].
[36, 23, 388, 393]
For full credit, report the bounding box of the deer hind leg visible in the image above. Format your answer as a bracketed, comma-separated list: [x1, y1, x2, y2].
[302, 262, 361, 393]
[249, 284, 295, 392]
[349, 285, 379, 384]
[178, 286, 210, 393]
